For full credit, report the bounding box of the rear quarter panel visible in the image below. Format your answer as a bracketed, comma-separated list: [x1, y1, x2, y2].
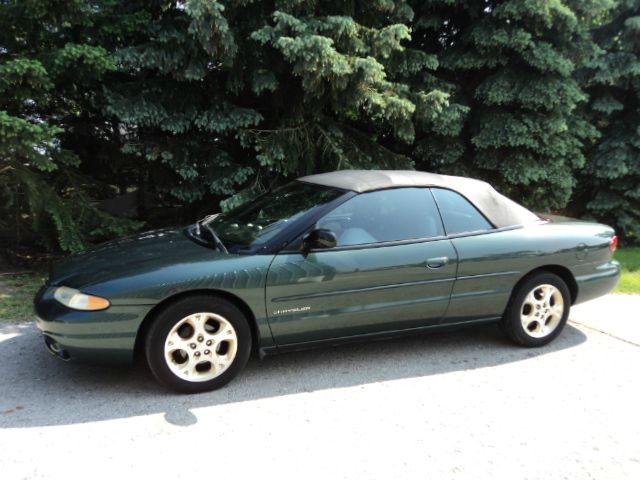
[445, 221, 618, 322]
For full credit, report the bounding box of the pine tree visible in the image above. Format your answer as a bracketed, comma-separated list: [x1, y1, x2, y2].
[409, 0, 604, 211]
[102, 1, 452, 210]
[2, 0, 638, 251]
[578, 0, 640, 242]
[0, 0, 141, 252]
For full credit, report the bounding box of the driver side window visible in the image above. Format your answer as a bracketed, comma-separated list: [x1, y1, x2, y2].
[316, 188, 444, 246]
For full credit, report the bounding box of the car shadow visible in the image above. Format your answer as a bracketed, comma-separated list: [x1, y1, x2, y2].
[0, 321, 587, 429]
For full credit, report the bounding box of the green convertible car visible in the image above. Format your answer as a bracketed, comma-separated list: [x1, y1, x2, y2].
[35, 170, 620, 393]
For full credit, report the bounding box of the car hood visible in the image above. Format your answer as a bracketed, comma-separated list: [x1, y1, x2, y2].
[49, 228, 221, 289]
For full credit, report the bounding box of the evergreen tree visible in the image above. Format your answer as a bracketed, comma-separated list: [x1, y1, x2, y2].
[410, 0, 604, 211]
[579, 0, 640, 242]
[0, 0, 141, 252]
[105, 0, 449, 210]
[2, 0, 638, 252]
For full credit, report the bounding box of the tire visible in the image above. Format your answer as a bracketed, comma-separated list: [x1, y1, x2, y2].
[145, 295, 252, 393]
[500, 272, 571, 347]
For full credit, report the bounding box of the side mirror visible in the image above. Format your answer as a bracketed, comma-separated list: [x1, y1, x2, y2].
[302, 228, 337, 251]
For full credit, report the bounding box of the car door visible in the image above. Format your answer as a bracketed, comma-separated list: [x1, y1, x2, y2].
[430, 187, 520, 323]
[265, 187, 458, 346]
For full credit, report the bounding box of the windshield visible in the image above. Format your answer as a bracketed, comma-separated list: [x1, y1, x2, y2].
[207, 181, 345, 250]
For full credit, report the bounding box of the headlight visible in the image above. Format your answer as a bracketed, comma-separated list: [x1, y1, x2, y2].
[53, 286, 110, 311]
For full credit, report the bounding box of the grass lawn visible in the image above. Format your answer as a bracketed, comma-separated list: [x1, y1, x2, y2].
[0, 272, 46, 322]
[614, 247, 640, 294]
[0, 247, 638, 323]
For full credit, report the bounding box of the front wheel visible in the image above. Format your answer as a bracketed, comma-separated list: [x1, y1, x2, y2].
[501, 272, 571, 347]
[145, 295, 252, 393]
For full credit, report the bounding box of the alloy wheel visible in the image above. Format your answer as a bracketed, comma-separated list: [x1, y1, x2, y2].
[520, 284, 564, 338]
[164, 312, 238, 382]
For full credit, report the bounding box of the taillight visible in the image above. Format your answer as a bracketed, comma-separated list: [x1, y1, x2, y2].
[609, 235, 618, 253]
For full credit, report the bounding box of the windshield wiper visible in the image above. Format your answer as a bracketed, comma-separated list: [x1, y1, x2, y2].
[196, 214, 229, 254]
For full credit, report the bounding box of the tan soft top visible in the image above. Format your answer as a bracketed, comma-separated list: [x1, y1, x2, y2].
[298, 170, 539, 228]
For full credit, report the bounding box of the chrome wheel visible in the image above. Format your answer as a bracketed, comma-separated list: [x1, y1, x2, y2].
[164, 312, 238, 382]
[520, 284, 564, 338]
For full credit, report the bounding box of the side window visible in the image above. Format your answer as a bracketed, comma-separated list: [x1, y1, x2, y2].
[316, 188, 444, 246]
[431, 188, 493, 234]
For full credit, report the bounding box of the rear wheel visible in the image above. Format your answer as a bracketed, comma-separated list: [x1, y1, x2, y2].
[145, 295, 251, 393]
[501, 272, 571, 347]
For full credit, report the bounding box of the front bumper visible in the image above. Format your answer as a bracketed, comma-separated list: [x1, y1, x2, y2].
[34, 285, 153, 365]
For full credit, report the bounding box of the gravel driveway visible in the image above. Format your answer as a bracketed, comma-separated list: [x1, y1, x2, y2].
[1, 295, 639, 480]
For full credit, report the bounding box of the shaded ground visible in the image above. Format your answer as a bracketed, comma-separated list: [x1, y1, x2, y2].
[0, 295, 638, 480]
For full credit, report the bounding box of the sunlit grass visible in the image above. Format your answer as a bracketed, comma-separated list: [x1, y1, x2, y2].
[614, 247, 640, 294]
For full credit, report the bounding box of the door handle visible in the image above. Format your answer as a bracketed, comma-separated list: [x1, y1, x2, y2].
[426, 257, 449, 269]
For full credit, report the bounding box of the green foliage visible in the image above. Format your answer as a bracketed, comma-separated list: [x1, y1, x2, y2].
[102, 0, 447, 208]
[614, 247, 640, 294]
[410, 0, 606, 210]
[0, 111, 61, 172]
[186, 0, 238, 63]
[0, 0, 142, 253]
[1, 0, 640, 255]
[578, 0, 640, 242]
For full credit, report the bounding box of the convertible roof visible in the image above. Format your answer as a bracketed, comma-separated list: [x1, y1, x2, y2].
[298, 170, 540, 228]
